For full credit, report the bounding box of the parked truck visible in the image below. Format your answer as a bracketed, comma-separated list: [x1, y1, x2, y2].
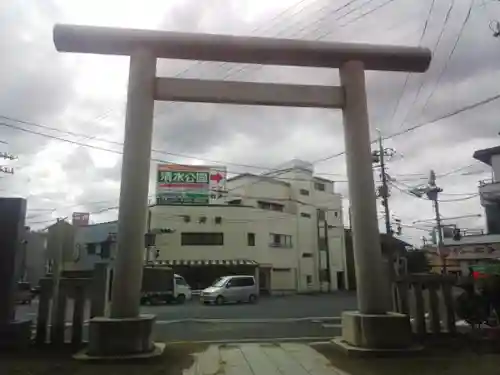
[140, 266, 191, 305]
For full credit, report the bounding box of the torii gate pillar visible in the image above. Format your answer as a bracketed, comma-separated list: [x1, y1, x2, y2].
[53, 24, 431, 357]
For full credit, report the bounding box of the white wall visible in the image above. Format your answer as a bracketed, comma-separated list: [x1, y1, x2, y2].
[150, 205, 298, 270]
[492, 154, 500, 182]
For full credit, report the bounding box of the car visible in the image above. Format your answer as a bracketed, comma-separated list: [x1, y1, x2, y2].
[200, 275, 258, 305]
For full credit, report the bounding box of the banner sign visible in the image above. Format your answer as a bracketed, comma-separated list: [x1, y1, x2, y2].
[156, 164, 226, 205]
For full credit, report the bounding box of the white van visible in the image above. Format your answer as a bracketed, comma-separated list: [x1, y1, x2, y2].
[200, 275, 258, 305]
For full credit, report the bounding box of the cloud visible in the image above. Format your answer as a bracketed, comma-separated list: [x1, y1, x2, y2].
[0, 0, 499, 245]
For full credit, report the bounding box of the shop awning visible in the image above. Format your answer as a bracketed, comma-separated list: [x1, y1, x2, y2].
[153, 259, 258, 267]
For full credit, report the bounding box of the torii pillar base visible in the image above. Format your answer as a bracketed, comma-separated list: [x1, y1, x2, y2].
[331, 311, 421, 357]
[75, 315, 163, 359]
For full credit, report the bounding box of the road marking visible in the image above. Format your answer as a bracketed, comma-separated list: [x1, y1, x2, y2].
[27, 317, 342, 326]
[155, 316, 341, 324]
[166, 336, 335, 345]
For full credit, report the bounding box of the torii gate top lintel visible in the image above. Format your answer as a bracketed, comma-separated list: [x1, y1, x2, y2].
[53, 24, 431, 73]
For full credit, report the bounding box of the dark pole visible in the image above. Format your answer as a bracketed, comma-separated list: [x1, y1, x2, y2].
[323, 217, 331, 292]
[378, 132, 392, 236]
[316, 209, 323, 292]
[145, 208, 152, 264]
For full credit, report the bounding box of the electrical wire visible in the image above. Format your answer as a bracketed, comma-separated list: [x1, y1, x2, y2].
[396, 0, 456, 131]
[48, 0, 321, 135]
[0, 117, 426, 184]
[387, 0, 436, 129]
[313, 90, 500, 164]
[412, 0, 475, 126]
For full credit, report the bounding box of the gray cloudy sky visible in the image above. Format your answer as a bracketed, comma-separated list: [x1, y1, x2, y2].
[1, 0, 500, 245]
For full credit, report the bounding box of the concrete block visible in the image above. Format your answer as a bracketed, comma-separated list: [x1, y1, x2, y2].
[0, 319, 32, 349]
[87, 314, 155, 356]
[341, 311, 413, 349]
[330, 337, 423, 358]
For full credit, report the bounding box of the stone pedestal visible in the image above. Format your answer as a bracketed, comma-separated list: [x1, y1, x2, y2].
[87, 315, 156, 357]
[0, 319, 32, 349]
[332, 311, 421, 356]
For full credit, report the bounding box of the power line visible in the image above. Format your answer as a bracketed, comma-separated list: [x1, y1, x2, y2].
[387, 0, 437, 129]
[0, 115, 272, 171]
[313, 90, 500, 164]
[396, 0, 456, 131]
[49, 0, 321, 135]
[412, 0, 474, 125]
[0, 1, 385, 182]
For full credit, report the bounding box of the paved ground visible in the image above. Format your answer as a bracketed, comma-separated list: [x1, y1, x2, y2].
[179, 342, 347, 375]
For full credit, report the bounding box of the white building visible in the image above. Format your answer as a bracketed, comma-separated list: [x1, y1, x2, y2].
[151, 159, 346, 294]
[68, 160, 347, 294]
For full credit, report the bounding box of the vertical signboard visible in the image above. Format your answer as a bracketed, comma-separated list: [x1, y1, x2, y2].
[72, 212, 90, 227]
[156, 164, 226, 205]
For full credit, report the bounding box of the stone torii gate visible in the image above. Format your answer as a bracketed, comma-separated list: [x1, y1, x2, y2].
[53, 24, 431, 356]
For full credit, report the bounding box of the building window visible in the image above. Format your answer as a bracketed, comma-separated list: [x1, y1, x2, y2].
[300, 212, 311, 218]
[318, 237, 327, 251]
[299, 188, 310, 196]
[317, 210, 326, 221]
[334, 211, 339, 218]
[314, 182, 326, 191]
[247, 233, 255, 246]
[269, 233, 292, 248]
[87, 243, 96, 255]
[306, 275, 312, 285]
[100, 241, 111, 259]
[228, 199, 242, 205]
[302, 253, 313, 258]
[258, 201, 284, 212]
[181, 232, 224, 246]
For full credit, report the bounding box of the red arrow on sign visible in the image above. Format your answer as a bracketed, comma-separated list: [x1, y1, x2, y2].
[210, 173, 224, 184]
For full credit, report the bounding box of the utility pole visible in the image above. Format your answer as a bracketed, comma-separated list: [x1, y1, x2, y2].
[372, 130, 395, 236]
[426, 170, 446, 274]
[409, 170, 446, 273]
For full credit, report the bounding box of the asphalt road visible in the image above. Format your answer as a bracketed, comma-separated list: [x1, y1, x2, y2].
[142, 292, 357, 321]
[16, 293, 357, 342]
[152, 320, 343, 342]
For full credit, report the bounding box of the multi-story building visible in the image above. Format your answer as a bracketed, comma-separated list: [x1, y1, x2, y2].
[68, 160, 347, 294]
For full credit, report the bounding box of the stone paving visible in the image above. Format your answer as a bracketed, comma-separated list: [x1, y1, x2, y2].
[183, 342, 347, 375]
